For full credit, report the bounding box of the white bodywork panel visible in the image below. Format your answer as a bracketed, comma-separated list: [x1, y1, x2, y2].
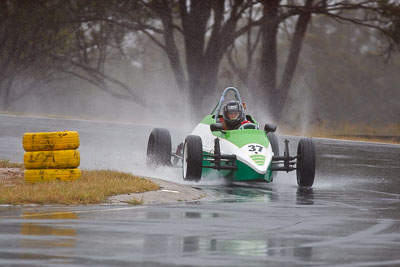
[190, 123, 273, 174]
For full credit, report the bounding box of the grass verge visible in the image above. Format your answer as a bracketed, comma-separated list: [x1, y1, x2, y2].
[0, 167, 160, 205]
[0, 160, 24, 168]
[281, 123, 400, 145]
[328, 135, 400, 144]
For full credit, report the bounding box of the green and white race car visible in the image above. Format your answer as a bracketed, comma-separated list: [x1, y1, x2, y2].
[147, 87, 316, 187]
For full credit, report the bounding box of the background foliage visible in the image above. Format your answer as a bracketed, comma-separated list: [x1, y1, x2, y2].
[0, 0, 399, 136]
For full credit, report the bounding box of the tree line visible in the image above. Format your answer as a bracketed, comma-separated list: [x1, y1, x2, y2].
[1, 0, 399, 122]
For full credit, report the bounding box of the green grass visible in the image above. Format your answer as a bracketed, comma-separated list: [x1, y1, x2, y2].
[0, 160, 24, 168]
[0, 169, 159, 205]
[281, 123, 400, 144]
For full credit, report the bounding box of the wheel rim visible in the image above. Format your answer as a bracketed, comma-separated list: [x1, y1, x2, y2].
[182, 141, 188, 178]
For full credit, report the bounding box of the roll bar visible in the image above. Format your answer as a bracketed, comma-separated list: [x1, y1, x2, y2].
[211, 87, 243, 122]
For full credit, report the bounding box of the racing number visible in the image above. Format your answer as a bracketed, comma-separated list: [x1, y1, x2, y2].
[248, 145, 263, 153]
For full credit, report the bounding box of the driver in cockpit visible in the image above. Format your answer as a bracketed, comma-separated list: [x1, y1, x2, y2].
[221, 100, 250, 130]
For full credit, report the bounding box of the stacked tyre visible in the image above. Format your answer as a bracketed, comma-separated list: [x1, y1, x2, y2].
[22, 131, 81, 183]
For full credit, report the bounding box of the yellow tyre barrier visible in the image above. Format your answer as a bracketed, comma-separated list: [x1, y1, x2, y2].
[24, 150, 80, 169]
[24, 169, 81, 183]
[23, 131, 79, 152]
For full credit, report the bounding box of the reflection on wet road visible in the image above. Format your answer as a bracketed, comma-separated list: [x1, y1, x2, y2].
[1, 114, 400, 266]
[2, 177, 400, 266]
[21, 212, 77, 249]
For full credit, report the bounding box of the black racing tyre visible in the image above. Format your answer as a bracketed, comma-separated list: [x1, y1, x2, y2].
[267, 132, 279, 181]
[182, 135, 203, 182]
[267, 132, 279, 156]
[296, 138, 316, 187]
[146, 128, 172, 167]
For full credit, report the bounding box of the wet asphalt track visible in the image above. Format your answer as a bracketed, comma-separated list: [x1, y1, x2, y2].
[1, 114, 400, 266]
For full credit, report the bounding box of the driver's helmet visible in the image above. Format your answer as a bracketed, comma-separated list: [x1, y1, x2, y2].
[223, 100, 244, 129]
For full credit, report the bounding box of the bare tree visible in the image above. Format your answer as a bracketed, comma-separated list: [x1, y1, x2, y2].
[229, 0, 400, 121]
[105, 0, 263, 112]
[0, 0, 147, 108]
[0, 0, 70, 108]
[2, 0, 398, 121]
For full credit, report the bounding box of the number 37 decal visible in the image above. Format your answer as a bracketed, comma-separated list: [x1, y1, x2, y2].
[248, 145, 263, 153]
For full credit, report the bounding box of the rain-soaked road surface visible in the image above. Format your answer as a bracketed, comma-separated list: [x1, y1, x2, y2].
[1, 114, 400, 266]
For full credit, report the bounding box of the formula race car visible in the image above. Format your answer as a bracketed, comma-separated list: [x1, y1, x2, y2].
[147, 87, 316, 187]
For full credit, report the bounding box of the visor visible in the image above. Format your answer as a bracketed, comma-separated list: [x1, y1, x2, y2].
[227, 110, 240, 120]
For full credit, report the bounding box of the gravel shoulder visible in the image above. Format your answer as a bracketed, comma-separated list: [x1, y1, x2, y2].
[108, 178, 205, 205]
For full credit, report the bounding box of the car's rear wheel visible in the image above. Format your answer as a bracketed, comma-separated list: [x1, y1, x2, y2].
[147, 128, 172, 167]
[182, 135, 202, 182]
[296, 138, 316, 187]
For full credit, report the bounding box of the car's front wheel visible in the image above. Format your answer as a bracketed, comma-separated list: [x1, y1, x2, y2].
[296, 138, 316, 187]
[182, 135, 203, 182]
[267, 132, 280, 181]
[267, 132, 279, 156]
